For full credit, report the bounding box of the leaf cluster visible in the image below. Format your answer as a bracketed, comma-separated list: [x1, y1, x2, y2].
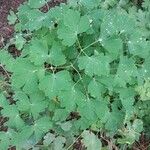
[0, 0, 150, 149]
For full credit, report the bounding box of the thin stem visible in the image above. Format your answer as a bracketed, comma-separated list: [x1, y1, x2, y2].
[70, 63, 89, 100]
[100, 134, 119, 150]
[45, 65, 71, 71]
[72, 39, 99, 66]
[82, 40, 99, 52]
[71, 63, 82, 79]
[56, 65, 72, 69]
[73, 78, 82, 88]
[71, 63, 82, 88]
[77, 37, 89, 57]
[77, 37, 83, 51]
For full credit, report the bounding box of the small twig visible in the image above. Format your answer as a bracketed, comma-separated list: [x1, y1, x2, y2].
[82, 39, 99, 52]
[72, 39, 99, 66]
[0, 117, 5, 125]
[45, 0, 50, 11]
[66, 133, 83, 150]
[0, 64, 10, 79]
[101, 134, 119, 150]
[0, 81, 11, 87]
[45, 64, 71, 72]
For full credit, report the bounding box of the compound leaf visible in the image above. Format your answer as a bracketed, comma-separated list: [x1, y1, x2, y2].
[39, 70, 72, 99]
[15, 91, 48, 119]
[78, 53, 110, 77]
[28, 0, 49, 8]
[33, 117, 53, 140]
[82, 130, 102, 150]
[88, 78, 105, 98]
[57, 9, 90, 46]
[11, 58, 40, 94]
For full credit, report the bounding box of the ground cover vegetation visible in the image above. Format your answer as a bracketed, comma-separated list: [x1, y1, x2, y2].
[0, 0, 150, 149]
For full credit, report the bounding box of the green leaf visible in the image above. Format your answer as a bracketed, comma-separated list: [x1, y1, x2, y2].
[82, 130, 102, 150]
[11, 58, 40, 94]
[8, 10, 17, 25]
[0, 93, 9, 107]
[53, 136, 66, 150]
[88, 78, 105, 98]
[93, 100, 109, 121]
[57, 9, 90, 46]
[28, 0, 48, 8]
[105, 110, 124, 133]
[59, 87, 84, 112]
[13, 126, 33, 149]
[57, 25, 77, 46]
[102, 37, 123, 60]
[0, 129, 16, 150]
[6, 116, 25, 129]
[78, 53, 110, 77]
[119, 88, 136, 110]
[128, 32, 150, 58]
[1, 104, 19, 118]
[29, 38, 49, 65]
[14, 34, 26, 50]
[48, 42, 66, 66]
[78, 99, 109, 125]
[15, 91, 48, 119]
[39, 70, 72, 99]
[101, 10, 135, 39]
[136, 79, 150, 101]
[53, 109, 68, 122]
[29, 39, 66, 66]
[33, 117, 53, 140]
[79, 0, 101, 9]
[0, 49, 15, 71]
[118, 119, 143, 144]
[142, 0, 150, 9]
[60, 121, 72, 131]
[114, 56, 138, 87]
[15, 91, 31, 111]
[17, 8, 53, 31]
[78, 100, 97, 122]
[29, 93, 48, 118]
[132, 119, 143, 133]
[43, 133, 55, 146]
[1, 1, 149, 149]
[1, 104, 25, 129]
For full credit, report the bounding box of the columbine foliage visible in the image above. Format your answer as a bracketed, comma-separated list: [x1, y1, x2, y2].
[0, 0, 150, 149]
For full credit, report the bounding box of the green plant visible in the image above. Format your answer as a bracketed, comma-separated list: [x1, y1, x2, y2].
[0, 0, 150, 149]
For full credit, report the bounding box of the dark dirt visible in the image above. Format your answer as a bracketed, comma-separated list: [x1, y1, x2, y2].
[73, 138, 85, 150]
